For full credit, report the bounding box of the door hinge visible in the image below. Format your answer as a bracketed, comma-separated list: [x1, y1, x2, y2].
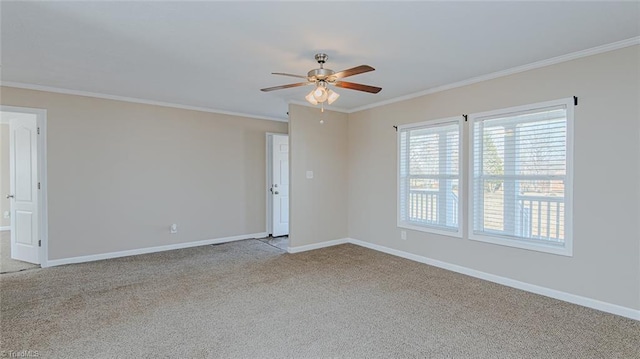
[37, 127, 40, 135]
[38, 182, 41, 190]
[38, 240, 41, 247]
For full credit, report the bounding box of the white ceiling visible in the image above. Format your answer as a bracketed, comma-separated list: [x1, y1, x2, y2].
[1, 1, 639, 121]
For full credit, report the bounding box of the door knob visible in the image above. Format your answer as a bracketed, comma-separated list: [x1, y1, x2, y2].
[6, 194, 14, 199]
[274, 191, 279, 195]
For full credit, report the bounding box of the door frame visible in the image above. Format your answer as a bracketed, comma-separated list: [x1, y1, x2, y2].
[1, 105, 49, 267]
[265, 132, 289, 236]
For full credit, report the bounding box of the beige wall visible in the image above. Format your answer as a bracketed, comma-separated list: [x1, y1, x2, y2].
[348, 46, 640, 310]
[289, 104, 348, 247]
[0, 124, 9, 228]
[0, 86, 288, 260]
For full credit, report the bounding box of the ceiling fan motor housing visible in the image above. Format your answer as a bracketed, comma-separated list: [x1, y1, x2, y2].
[307, 68, 335, 82]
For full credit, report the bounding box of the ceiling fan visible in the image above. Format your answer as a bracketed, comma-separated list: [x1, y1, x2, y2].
[261, 53, 381, 110]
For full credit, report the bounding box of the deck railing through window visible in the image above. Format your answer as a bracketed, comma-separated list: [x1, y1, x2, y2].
[408, 189, 458, 226]
[408, 188, 561, 241]
[517, 194, 564, 242]
[408, 189, 438, 223]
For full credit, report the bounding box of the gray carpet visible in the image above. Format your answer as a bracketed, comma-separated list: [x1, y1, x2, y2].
[1, 239, 638, 358]
[0, 231, 39, 274]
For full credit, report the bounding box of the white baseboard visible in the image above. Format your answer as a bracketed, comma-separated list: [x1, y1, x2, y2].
[346, 238, 640, 321]
[0, 226, 11, 231]
[287, 238, 349, 254]
[45, 232, 268, 267]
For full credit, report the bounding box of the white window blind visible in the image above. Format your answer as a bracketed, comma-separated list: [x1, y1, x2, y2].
[398, 117, 462, 236]
[469, 98, 573, 255]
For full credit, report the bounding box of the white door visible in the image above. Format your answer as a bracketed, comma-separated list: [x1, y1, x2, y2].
[9, 115, 39, 264]
[271, 134, 289, 237]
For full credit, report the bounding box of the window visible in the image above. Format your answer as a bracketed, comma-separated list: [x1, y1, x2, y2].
[398, 117, 462, 236]
[469, 98, 573, 256]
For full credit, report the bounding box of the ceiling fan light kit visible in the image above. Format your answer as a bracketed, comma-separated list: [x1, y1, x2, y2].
[261, 53, 381, 113]
[304, 91, 318, 105]
[311, 82, 329, 103]
[326, 89, 340, 104]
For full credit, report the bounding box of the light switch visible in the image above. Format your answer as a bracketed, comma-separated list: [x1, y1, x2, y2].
[306, 171, 314, 179]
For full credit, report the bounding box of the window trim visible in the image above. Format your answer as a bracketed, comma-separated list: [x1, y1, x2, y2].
[397, 116, 464, 238]
[467, 98, 574, 256]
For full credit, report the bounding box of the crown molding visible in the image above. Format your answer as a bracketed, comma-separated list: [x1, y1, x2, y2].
[0, 82, 289, 123]
[2, 37, 637, 119]
[348, 36, 640, 113]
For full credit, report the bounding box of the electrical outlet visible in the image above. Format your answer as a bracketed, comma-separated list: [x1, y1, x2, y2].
[170, 224, 178, 234]
[401, 230, 407, 240]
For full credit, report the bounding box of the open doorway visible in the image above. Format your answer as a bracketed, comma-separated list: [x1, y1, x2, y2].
[262, 133, 289, 251]
[0, 106, 48, 272]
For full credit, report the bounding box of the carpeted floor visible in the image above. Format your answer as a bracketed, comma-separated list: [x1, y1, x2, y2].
[0, 231, 40, 274]
[1, 239, 638, 358]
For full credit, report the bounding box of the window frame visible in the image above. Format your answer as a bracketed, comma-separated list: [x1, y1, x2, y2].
[467, 98, 574, 256]
[397, 116, 464, 238]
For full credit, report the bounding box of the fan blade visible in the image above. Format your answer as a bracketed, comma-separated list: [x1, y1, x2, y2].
[334, 81, 382, 94]
[332, 65, 375, 79]
[260, 82, 311, 92]
[272, 72, 308, 79]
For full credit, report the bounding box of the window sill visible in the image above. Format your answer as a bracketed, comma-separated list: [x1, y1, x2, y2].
[469, 233, 573, 257]
[397, 222, 462, 239]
